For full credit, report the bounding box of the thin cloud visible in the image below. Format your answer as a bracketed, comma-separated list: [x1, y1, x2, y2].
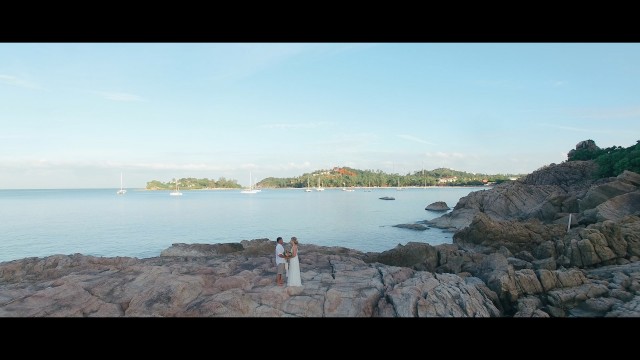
[132, 161, 315, 176]
[0, 158, 73, 169]
[553, 80, 567, 87]
[210, 43, 316, 82]
[314, 133, 379, 151]
[0, 158, 226, 172]
[261, 121, 329, 129]
[0, 74, 41, 90]
[286, 161, 312, 170]
[132, 162, 224, 171]
[567, 106, 640, 120]
[396, 134, 434, 145]
[424, 152, 467, 160]
[99, 91, 144, 102]
[538, 123, 613, 134]
[210, 44, 375, 83]
[0, 133, 38, 140]
[475, 79, 522, 90]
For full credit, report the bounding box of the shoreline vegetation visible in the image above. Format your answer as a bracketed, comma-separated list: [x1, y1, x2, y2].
[146, 166, 523, 191]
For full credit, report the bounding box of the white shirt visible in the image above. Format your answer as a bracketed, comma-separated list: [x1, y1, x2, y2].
[275, 243, 286, 265]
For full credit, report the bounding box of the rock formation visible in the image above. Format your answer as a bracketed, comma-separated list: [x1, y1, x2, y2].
[425, 201, 450, 211]
[0, 240, 501, 317]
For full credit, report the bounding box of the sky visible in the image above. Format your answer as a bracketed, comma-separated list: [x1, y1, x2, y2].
[1, 43, 639, 189]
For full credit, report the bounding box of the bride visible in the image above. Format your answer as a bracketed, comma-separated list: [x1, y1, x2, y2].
[287, 236, 302, 287]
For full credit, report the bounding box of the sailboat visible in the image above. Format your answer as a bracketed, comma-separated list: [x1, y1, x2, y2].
[305, 177, 312, 192]
[116, 172, 127, 195]
[241, 172, 260, 194]
[315, 178, 325, 191]
[170, 179, 183, 196]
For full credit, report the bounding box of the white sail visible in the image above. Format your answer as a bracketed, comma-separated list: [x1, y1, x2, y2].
[117, 172, 127, 195]
[241, 172, 260, 194]
[170, 179, 183, 196]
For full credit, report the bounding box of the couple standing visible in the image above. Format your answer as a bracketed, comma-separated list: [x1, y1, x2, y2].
[275, 236, 302, 287]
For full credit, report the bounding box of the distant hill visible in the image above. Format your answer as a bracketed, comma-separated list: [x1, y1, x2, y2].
[257, 166, 524, 189]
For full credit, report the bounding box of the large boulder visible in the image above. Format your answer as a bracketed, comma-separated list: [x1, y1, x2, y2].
[453, 212, 566, 255]
[579, 171, 640, 212]
[425, 201, 450, 211]
[365, 242, 439, 272]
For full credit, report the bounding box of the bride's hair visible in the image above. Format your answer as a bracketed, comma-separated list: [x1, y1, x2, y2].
[291, 236, 298, 245]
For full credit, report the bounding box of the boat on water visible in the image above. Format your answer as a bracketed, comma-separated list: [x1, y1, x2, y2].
[316, 178, 325, 191]
[170, 179, 183, 196]
[305, 177, 312, 192]
[379, 196, 395, 200]
[116, 172, 127, 195]
[241, 172, 260, 194]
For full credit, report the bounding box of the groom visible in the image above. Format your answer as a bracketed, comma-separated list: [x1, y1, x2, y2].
[275, 237, 288, 286]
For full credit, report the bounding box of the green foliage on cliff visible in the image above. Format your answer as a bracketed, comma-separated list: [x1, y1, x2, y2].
[567, 139, 640, 178]
[594, 141, 640, 177]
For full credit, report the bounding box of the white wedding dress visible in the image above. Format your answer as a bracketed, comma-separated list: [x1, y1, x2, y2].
[287, 246, 302, 287]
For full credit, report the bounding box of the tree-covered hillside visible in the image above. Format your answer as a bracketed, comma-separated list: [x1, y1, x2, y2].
[145, 168, 524, 190]
[257, 167, 523, 189]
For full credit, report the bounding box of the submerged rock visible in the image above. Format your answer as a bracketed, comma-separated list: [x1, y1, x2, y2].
[393, 223, 429, 230]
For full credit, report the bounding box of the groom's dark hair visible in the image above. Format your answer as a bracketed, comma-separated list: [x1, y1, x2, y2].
[276, 237, 283, 242]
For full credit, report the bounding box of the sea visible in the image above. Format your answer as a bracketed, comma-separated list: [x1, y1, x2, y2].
[0, 187, 489, 264]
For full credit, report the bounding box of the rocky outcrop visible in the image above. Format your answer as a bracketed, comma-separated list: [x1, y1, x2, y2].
[426, 160, 602, 231]
[553, 215, 640, 268]
[452, 213, 567, 255]
[578, 171, 640, 225]
[2, 237, 638, 317]
[365, 242, 438, 272]
[0, 240, 501, 317]
[417, 154, 640, 316]
[426, 161, 640, 264]
[392, 223, 429, 231]
[425, 201, 450, 211]
[567, 139, 599, 161]
[160, 242, 245, 257]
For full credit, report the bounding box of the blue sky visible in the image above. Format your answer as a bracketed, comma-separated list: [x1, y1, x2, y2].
[1, 43, 639, 189]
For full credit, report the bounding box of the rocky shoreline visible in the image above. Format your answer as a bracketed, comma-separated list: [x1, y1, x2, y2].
[1, 154, 639, 317]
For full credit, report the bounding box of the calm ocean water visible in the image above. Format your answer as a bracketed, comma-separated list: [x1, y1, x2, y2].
[0, 187, 488, 263]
